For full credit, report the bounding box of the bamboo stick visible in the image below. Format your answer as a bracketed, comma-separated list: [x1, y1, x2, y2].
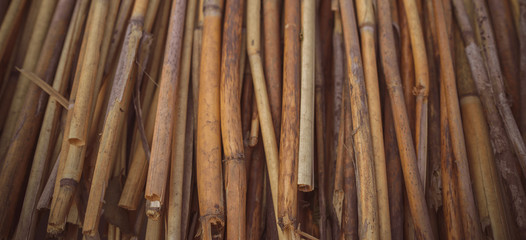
[180, 93, 195, 240]
[398, 2, 416, 135]
[439, 72, 463, 240]
[314, 27, 327, 240]
[144, 0, 187, 216]
[220, 0, 246, 235]
[105, 0, 135, 74]
[279, 0, 301, 237]
[377, 0, 434, 238]
[191, 0, 204, 119]
[486, 0, 521, 122]
[432, 0, 483, 238]
[195, 0, 225, 237]
[400, 0, 430, 192]
[340, 83, 358, 240]
[13, 1, 87, 238]
[297, 0, 315, 192]
[355, 0, 391, 238]
[452, 0, 526, 235]
[0, 0, 74, 237]
[263, 0, 282, 137]
[332, 84, 345, 227]
[247, 142, 265, 240]
[338, 0, 379, 238]
[471, 0, 526, 181]
[246, 0, 283, 238]
[166, 0, 196, 235]
[82, 0, 150, 236]
[0, 0, 57, 160]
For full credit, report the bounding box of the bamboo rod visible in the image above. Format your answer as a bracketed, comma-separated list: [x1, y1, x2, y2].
[471, 0, 526, 181]
[263, 0, 282, 137]
[432, 0, 483, 238]
[166, 0, 196, 235]
[219, 0, 246, 236]
[82, 0, 149, 236]
[398, 2, 416, 135]
[144, 0, 186, 215]
[105, 0, 135, 74]
[180, 93, 195, 240]
[247, 142, 265, 240]
[439, 72, 463, 240]
[297, 0, 315, 192]
[195, 0, 225, 237]
[340, 83, 358, 240]
[377, 0, 434, 238]
[355, 0, 391, 238]
[246, 0, 283, 238]
[279, 0, 301, 237]
[486, 0, 521, 122]
[338, 0, 379, 237]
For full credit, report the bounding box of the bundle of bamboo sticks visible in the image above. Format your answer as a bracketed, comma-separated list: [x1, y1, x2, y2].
[0, 0, 525, 239]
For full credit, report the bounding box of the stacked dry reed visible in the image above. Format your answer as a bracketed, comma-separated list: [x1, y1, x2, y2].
[0, 0, 525, 239]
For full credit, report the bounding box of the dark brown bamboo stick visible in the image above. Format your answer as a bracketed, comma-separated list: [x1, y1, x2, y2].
[338, 0, 379, 237]
[180, 92, 195, 240]
[278, 0, 301, 237]
[439, 71, 463, 240]
[486, 0, 521, 122]
[247, 141, 265, 240]
[432, 0, 483, 238]
[220, 0, 246, 235]
[340, 83, 358, 240]
[144, 0, 187, 218]
[263, 0, 282, 137]
[377, 0, 434, 238]
[195, 0, 226, 237]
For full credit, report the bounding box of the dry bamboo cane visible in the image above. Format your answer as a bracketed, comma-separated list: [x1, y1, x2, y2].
[220, 0, 246, 235]
[246, 0, 283, 238]
[278, 0, 301, 237]
[195, 0, 225, 237]
[340, 83, 358, 240]
[454, 26, 513, 239]
[355, 0, 391, 238]
[0, 0, 28, 60]
[486, 0, 521, 122]
[338, 0, 379, 238]
[180, 93, 195, 240]
[191, 0, 204, 119]
[471, 0, 526, 180]
[0, 1, 74, 237]
[332, 83, 345, 227]
[119, 0, 171, 211]
[297, 0, 315, 192]
[432, 0, 483, 238]
[384, 94, 404, 240]
[314, 28, 327, 240]
[377, 0, 434, 238]
[247, 141, 265, 240]
[451, 0, 526, 235]
[0, 0, 57, 159]
[398, 1, 416, 135]
[82, 0, 150, 235]
[400, 0, 430, 192]
[166, 0, 196, 235]
[263, 0, 282, 137]
[439, 73, 464, 240]
[145, 0, 187, 217]
[13, 1, 88, 238]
